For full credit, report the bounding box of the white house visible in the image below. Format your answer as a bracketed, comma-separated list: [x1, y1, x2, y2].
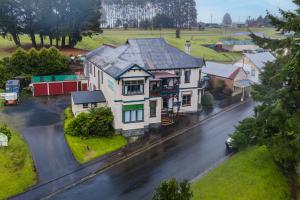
[80, 38, 205, 136]
[71, 90, 107, 116]
[235, 51, 276, 84]
[0, 133, 8, 147]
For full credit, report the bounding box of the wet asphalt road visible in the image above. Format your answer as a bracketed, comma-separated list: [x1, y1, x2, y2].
[51, 101, 255, 200]
[0, 96, 79, 184]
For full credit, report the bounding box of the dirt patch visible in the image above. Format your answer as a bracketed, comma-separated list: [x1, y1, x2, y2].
[2, 44, 88, 58]
[85, 150, 96, 162]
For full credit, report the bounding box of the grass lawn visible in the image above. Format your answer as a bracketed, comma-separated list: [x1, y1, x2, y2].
[192, 146, 291, 200]
[0, 129, 37, 200]
[0, 27, 276, 62]
[65, 134, 127, 164]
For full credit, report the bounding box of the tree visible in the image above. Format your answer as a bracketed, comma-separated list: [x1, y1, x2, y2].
[222, 13, 232, 26]
[0, 0, 22, 46]
[230, 118, 257, 150]
[152, 178, 193, 200]
[152, 14, 174, 29]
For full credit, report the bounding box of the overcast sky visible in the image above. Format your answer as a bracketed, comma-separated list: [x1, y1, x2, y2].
[196, 0, 297, 23]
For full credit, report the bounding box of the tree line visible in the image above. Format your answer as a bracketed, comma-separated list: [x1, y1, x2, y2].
[101, 0, 197, 29]
[0, 0, 102, 48]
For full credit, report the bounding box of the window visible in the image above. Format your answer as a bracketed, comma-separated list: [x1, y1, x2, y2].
[150, 101, 157, 118]
[98, 70, 101, 89]
[83, 103, 89, 108]
[94, 66, 96, 77]
[89, 64, 92, 75]
[184, 70, 191, 83]
[101, 71, 103, 84]
[123, 80, 144, 95]
[251, 69, 256, 76]
[123, 104, 144, 123]
[182, 94, 191, 106]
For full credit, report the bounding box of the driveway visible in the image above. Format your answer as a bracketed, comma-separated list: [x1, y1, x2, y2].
[0, 96, 79, 184]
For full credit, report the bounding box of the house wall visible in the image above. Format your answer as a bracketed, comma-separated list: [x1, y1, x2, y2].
[85, 61, 201, 135]
[210, 75, 234, 90]
[237, 57, 261, 84]
[71, 97, 107, 116]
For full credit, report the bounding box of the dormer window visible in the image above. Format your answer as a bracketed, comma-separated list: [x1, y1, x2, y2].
[123, 80, 144, 95]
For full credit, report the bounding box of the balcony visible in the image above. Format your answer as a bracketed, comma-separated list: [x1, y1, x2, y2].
[149, 71, 180, 97]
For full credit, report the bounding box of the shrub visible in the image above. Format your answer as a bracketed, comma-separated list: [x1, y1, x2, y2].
[152, 178, 193, 200]
[230, 118, 257, 150]
[0, 124, 12, 141]
[64, 107, 114, 138]
[201, 91, 214, 107]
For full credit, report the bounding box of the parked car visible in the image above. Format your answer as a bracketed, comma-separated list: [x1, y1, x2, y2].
[225, 136, 234, 150]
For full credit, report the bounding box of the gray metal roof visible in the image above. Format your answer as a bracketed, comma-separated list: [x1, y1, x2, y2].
[86, 38, 204, 79]
[234, 79, 255, 88]
[72, 90, 106, 104]
[202, 62, 241, 79]
[244, 52, 276, 70]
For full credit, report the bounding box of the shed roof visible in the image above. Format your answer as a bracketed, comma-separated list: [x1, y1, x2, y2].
[202, 62, 242, 79]
[244, 52, 276, 70]
[32, 75, 78, 83]
[86, 38, 204, 79]
[234, 79, 255, 88]
[71, 90, 106, 104]
[221, 40, 255, 46]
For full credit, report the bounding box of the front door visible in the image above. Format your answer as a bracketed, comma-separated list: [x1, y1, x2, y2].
[163, 97, 169, 110]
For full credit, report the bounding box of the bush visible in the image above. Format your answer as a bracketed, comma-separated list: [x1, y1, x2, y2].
[152, 178, 193, 200]
[0, 124, 12, 141]
[64, 107, 114, 138]
[230, 118, 257, 150]
[201, 91, 214, 107]
[4, 47, 70, 77]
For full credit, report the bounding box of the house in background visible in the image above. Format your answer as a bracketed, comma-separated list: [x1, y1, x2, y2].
[217, 40, 259, 52]
[235, 51, 276, 84]
[202, 62, 253, 98]
[71, 90, 107, 116]
[80, 38, 205, 136]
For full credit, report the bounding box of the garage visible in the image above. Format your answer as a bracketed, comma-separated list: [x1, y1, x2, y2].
[31, 75, 88, 97]
[49, 82, 63, 95]
[33, 83, 48, 96]
[63, 82, 78, 94]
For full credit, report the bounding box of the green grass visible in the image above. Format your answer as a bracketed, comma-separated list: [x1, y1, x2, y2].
[192, 146, 291, 200]
[0, 129, 37, 200]
[0, 27, 276, 62]
[65, 134, 127, 164]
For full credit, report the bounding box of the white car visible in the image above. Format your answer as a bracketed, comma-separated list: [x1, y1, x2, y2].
[225, 137, 234, 150]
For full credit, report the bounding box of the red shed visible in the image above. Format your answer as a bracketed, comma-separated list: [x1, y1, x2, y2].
[31, 75, 88, 96]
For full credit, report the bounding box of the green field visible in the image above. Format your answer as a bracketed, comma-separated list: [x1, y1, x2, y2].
[0, 28, 277, 62]
[192, 146, 290, 200]
[66, 134, 127, 164]
[0, 129, 37, 200]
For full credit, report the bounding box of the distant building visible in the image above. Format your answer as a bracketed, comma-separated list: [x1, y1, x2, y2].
[218, 40, 259, 52]
[235, 51, 276, 84]
[202, 62, 253, 97]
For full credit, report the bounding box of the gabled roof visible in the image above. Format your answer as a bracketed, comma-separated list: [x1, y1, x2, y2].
[202, 62, 243, 79]
[86, 38, 204, 79]
[72, 90, 106, 104]
[244, 52, 276, 70]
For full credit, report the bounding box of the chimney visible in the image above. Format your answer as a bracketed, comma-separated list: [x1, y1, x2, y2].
[185, 40, 191, 55]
